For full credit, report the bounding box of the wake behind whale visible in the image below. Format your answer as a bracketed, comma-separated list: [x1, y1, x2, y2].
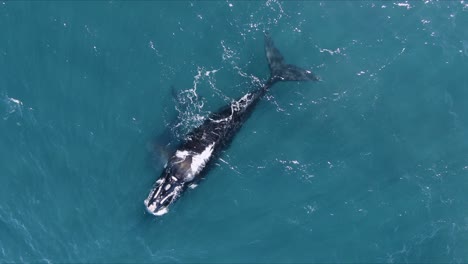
[144, 33, 319, 216]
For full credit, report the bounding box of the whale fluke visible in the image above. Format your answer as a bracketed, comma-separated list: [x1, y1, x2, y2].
[264, 33, 319, 83]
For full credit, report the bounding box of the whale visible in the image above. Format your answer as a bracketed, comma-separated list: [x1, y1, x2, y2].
[144, 33, 319, 216]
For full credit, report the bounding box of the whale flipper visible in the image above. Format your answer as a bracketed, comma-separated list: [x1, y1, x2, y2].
[264, 33, 319, 82]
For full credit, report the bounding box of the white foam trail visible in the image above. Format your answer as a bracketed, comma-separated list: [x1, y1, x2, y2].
[172, 66, 224, 138]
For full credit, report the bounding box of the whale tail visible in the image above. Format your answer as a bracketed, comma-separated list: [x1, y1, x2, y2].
[264, 33, 319, 83]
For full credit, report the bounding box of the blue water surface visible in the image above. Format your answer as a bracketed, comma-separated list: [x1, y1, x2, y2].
[1, 1, 468, 263]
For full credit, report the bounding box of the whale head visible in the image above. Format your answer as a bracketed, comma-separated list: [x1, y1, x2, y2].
[144, 175, 184, 216]
[144, 155, 194, 216]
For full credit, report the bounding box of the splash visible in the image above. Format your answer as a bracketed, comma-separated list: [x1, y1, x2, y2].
[276, 158, 316, 183]
[318, 47, 343, 56]
[220, 40, 237, 61]
[394, 2, 413, 10]
[1, 94, 24, 121]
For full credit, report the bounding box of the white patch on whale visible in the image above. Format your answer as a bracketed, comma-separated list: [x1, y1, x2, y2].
[153, 207, 168, 216]
[209, 115, 232, 123]
[175, 150, 190, 160]
[190, 143, 215, 175]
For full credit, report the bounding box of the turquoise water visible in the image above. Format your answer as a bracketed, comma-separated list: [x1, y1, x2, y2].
[1, 1, 468, 262]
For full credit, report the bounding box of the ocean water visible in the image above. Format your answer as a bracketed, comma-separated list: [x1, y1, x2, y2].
[1, 1, 468, 263]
